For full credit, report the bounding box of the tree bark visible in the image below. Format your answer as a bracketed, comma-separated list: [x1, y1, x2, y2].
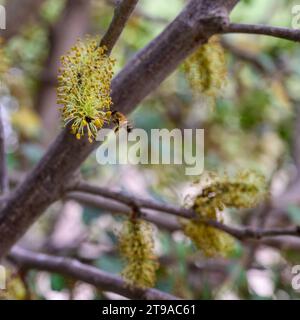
[0, 0, 240, 259]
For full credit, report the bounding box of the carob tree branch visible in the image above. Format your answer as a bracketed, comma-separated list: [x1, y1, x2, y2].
[69, 182, 300, 241]
[66, 191, 181, 231]
[9, 246, 180, 300]
[223, 23, 300, 42]
[66, 192, 300, 249]
[0, 0, 240, 260]
[99, 0, 140, 53]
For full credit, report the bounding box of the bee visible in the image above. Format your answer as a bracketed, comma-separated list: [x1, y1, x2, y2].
[84, 116, 93, 123]
[111, 111, 133, 133]
[77, 72, 82, 85]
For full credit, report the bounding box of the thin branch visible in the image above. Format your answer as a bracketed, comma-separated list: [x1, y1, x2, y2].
[105, 0, 168, 25]
[99, 0, 139, 53]
[9, 246, 180, 300]
[67, 192, 300, 252]
[223, 23, 300, 42]
[0, 106, 8, 194]
[66, 191, 181, 231]
[69, 182, 194, 219]
[70, 182, 300, 241]
[207, 220, 300, 240]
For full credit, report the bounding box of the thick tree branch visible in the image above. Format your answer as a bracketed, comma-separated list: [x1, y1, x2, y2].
[9, 246, 180, 300]
[100, 0, 139, 53]
[0, 0, 240, 259]
[223, 23, 300, 42]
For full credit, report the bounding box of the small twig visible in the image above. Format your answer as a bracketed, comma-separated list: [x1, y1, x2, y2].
[99, 0, 139, 54]
[105, 0, 168, 25]
[0, 106, 8, 194]
[9, 246, 180, 300]
[222, 23, 300, 42]
[207, 220, 300, 241]
[70, 181, 194, 218]
[70, 182, 300, 241]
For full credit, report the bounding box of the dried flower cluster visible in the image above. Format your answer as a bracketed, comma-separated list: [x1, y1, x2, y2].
[183, 36, 227, 102]
[118, 219, 159, 289]
[182, 171, 267, 257]
[57, 37, 115, 142]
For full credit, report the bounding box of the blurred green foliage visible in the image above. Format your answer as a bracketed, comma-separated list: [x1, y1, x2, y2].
[1, 0, 300, 300]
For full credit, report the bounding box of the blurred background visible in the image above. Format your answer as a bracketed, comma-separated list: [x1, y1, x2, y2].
[1, 0, 300, 300]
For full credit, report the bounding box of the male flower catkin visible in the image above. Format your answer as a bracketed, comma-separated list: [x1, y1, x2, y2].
[182, 171, 267, 257]
[57, 37, 115, 142]
[118, 219, 159, 289]
[183, 36, 227, 103]
[0, 38, 9, 77]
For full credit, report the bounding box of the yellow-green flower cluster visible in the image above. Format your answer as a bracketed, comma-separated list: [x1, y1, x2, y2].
[57, 37, 115, 142]
[183, 221, 235, 258]
[183, 36, 227, 101]
[193, 170, 267, 213]
[182, 171, 267, 257]
[0, 38, 9, 77]
[118, 219, 159, 289]
[0, 268, 27, 300]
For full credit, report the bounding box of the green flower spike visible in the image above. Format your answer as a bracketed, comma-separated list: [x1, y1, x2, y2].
[57, 37, 115, 142]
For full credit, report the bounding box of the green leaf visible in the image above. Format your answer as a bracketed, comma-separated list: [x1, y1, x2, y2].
[50, 274, 66, 292]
